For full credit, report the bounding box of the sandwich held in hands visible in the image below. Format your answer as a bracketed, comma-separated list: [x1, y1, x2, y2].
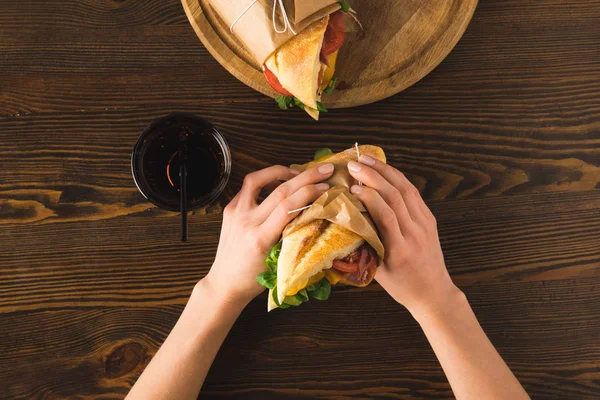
[256, 145, 386, 310]
[263, 4, 350, 120]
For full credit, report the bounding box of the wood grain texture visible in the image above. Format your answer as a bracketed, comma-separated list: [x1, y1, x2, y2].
[2, 279, 600, 399]
[181, 0, 479, 107]
[1, 0, 600, 399]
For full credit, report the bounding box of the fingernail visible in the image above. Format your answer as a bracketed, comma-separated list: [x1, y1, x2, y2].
[318, 163, 334, 174]
[316, 183, 330, 191]
[351, 185, 363, 194]
[348, 161, 362, 173]
[290, 168, 300, 176]
[359, 155, 376, 166]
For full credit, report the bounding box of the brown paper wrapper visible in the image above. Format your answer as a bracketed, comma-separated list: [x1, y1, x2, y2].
[208, 0, 341, 64]
[283, 157, 385, 262]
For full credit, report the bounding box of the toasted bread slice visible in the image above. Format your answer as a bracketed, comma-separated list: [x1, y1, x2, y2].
[264, 15, 329, 119]
[277, 221, 364, 304]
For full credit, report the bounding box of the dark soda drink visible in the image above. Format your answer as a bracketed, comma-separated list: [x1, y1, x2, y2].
[132, 113, 231, 212]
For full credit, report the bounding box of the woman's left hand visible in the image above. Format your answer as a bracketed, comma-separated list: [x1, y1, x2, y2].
[205, 163, 335, 305]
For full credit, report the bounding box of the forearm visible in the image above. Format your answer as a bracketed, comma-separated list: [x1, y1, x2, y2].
[412, 289, 529, 400]
[127, 278, 247, 400]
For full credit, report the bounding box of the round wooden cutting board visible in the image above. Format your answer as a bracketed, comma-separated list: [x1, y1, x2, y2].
[182, 0, 478, 108]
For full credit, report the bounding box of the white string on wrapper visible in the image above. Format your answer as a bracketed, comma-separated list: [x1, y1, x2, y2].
[287, 204, 312, 215]
[230, 0, 297, 35]
[229, 0, 258, 33]
[355, 142, 363, 186]
[272, 0, 297, 34]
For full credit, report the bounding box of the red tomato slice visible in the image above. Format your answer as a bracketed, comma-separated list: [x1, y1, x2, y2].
[321, 11, 346, 56]
[262, 64, 292, 96]
[332, 259, 359, 273]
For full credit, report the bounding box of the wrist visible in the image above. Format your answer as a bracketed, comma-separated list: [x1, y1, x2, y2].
[408, 284, 468, 325]
[193, 274, 251, 315]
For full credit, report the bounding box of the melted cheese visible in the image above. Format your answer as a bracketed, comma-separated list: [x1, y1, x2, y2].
[285, 271, 326, 296]
[320, 50, 338, 91]
[325, 269, 343, 285]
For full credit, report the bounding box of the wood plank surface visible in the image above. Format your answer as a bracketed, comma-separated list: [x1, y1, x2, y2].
[1, 0, 599, 399]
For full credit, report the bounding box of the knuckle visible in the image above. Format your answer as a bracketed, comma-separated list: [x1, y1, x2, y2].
[380, 207, 398, 227]
[223, 203, 234, 216]
[255, 236, 269, 251]
[402, 185, 420, 199]
[430, 213, 438, 226]
[299, 185, 313, 198]
[397, 250, 410, 265]
[274, 165, 289, 177]
[388, 188, 405, 207]
[279, 199, 293, 214]
[246, 232, 264, 249]
[395, 169, 407, 180]
[242, 173, 255, 188]
[271, 186, 290, 203]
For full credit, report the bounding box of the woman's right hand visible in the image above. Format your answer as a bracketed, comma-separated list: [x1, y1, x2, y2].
[346, 155, 464, 318]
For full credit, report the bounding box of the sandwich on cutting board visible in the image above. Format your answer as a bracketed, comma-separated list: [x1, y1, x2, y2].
[256, 145, 386, 310]
[262, 9, 347, 120]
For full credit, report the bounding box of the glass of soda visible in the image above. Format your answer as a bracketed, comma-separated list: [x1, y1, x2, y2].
[131, 113, 231, 213]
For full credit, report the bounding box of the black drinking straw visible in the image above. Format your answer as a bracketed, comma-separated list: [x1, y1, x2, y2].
[179, 143, 188, 242]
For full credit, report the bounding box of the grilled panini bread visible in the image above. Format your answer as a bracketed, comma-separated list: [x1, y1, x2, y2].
[276, 220, 364, 302]
[264, 16, 329, 119]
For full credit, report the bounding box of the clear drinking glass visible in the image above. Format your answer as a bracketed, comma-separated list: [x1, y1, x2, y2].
[132, 113, 231, 212]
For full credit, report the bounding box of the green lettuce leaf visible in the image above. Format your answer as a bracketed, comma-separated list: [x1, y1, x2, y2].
[314, 148, 333, 160]
[275, 95, 294, 110]
[256, 271, 277, 289]
[306, 279, 331, 300]
[258, 238, 334, 309]
[324, 77, 338, 95]
[272, 287, 291, 309]
[264, 241, 282, 273]
[316, 101, 328, 113]
[293, 97, 306, 110]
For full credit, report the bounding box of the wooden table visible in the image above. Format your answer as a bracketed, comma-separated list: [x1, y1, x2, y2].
[1, 1, 599, 399]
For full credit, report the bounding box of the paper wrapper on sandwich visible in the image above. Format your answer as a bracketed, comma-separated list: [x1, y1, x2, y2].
[268, 145, 386, 310]
[208, 0, 341, 65]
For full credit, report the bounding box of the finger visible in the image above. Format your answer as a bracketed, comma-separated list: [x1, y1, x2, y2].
[358, 155, 428, 224]
[260, 183, 330, 237]
[257, 181, 282, 203]
[348, 161, 415, 233]
[349, 185, 404, 245]
[239, 166, 299, 209]
[356, 156, 426, 219]
[262, 181, 282, 195]
[257, 163, 334, 219]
